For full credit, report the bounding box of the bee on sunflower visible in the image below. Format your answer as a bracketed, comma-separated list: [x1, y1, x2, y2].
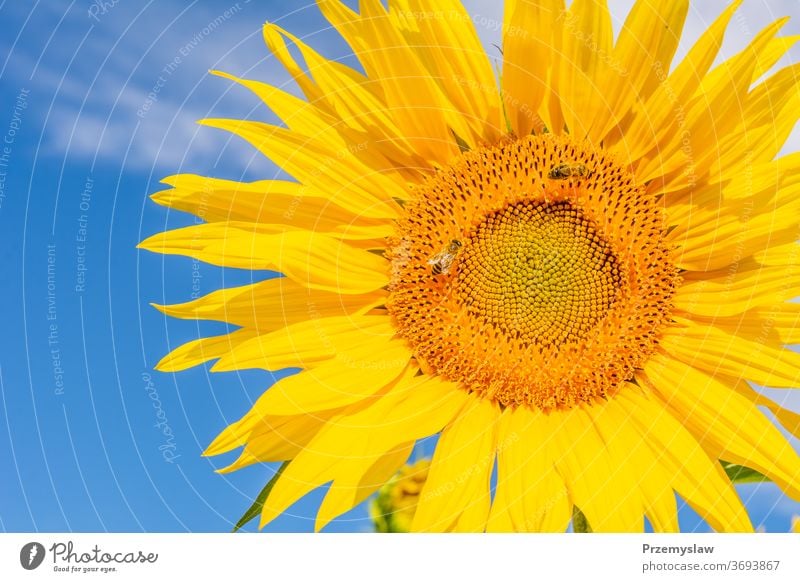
[140, 0, 800, 532]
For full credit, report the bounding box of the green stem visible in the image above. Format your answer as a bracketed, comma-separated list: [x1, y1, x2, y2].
[232, 461, 289, 532]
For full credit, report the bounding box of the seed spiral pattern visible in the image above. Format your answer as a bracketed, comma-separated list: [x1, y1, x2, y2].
[458, 200, 621, 347]
[387, 135, 678, 410]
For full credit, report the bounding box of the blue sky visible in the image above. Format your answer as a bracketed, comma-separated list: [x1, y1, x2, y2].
[1, 0, 799, 533]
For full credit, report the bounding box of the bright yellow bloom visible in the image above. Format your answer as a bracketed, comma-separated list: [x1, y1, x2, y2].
[370, 459, 430, 533]
[140, 0, 800, 532]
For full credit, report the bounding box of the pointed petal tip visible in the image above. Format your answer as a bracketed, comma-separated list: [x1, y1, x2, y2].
[153, 360, 170, 373]
[149, 190, 171, 204]
[209, 359, 231, 373]
[258, 512, 274, 531]
[136, 233, 164, 252]
[313, 516, 326, 533]
[209, 69, 234, 81]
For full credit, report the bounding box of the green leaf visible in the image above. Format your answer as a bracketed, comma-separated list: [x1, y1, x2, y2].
[572, 506, 593, 533]
[451, 130, 471, 153]
[232, 462, 289, 532]
[721, 462, 769, 484]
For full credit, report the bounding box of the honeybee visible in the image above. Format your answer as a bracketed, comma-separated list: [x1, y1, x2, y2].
[548, 163, 588, 179]
[428, 240, 463, 275]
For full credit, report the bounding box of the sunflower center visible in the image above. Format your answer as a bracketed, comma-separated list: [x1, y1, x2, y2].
[458, 200, 620, 347]
[387, 135, 678, 411]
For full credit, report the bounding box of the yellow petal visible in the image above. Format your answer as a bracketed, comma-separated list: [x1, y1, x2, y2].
[203, 414, 254, 457]
[628, 2, 688, 102]
[412, 397, 499, 532]
[243, 339, 412, 415]
[152, 173, 393, 238]
[318, 0, 464, 162]
[211, 314, 397, 372]
[708, 63, 800, 182]
[315, 443, 414, 531]
[211, 68, 420, 184]
[259, 373, 468, 528]
[587, 395, 679, 532]
[153, 277, 384, 330]
[501, 0, 564, 135]
[666, 158, 790, 227]
[643, 354, 800, 498]
[730, 383, 800, 441]
[554, 0, 613, 138]
[153, 175, 316, 223]
[262, 23, 422, 168]
[487, 407, 571, 532]
[610, 1, 742, 161]
[752, 303, 800, 345]
[637, 18, 788, 185]
[484, 485, 515, 532]
[152, 189, 390, 240]
[593, 0, 689, 141]
[204, 409, 326, 458]
[703, 33, 799, 92]
[675, 260, 800, 317]
[214, 414, 333, 469]
[155, 329, 256, 372]
[210, 70, 345, 142]
[666, 152, 800, 212]
[662, 317, 800, 388]
[670, 186, 800, 271]
[199, 118, 405, 219]
[139, 227, 389, 295]
[393, 0, 503, 145]
[550, 406, 644, 532]
[753, 35, 800, 82]
[618, 389, 752, 532]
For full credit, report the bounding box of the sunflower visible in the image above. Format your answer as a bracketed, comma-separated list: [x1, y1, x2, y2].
[370, 459, 430, 532]
[140, 0, 800, 532]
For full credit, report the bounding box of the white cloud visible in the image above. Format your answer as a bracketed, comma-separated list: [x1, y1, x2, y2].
[43, 73, 273, 178]
[14, 1, 291, 177]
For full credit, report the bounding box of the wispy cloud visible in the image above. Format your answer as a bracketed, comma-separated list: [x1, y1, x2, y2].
[6, 0, 305, 178]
